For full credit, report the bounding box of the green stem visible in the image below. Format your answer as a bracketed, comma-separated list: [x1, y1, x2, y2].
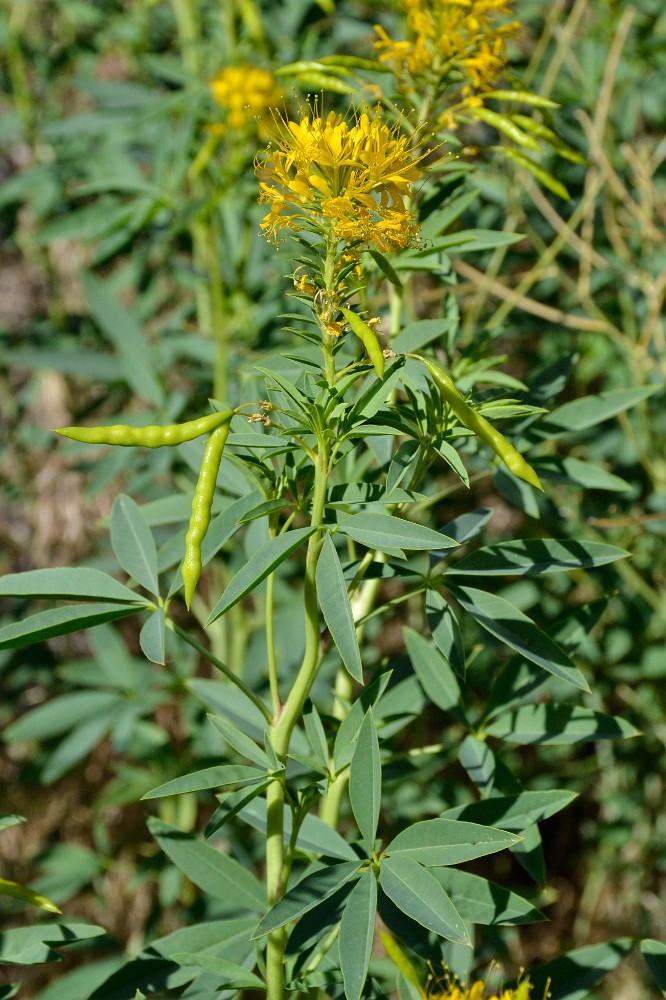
[264, 442, 329, 1000]
[167, 620, 272, 722]
[266, 568, 280, 715]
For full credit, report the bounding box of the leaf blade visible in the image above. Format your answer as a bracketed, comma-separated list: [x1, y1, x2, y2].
[316, 534, 363, 682]
[207, 527, 316, 623]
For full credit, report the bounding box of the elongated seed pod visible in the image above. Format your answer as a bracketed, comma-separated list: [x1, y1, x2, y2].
[417, 355, 543, 490]
[340, 307, 385, 379]
[182, 421, 231, 609]
[54, 410, 234, 448]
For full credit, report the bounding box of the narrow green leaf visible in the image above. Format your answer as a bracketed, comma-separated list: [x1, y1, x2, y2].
[255, 367, 310, 414]
[458, 735, 495, 796]
[142, 765, 267, 800]
[0, 879, 61, 914]
[431, 868, 545, 926]
[540, 385, 662, 435]
[207, 527, 316, 623]
[0, 921, 105, 965]
[528, 938, 634, 1000]
[168, 491, 262, 598]
[393, 318, 457, 354]
[441, 790, 577, 831]
[641, 939, 666, 996]
[316, 534, 363, 682]
[4, 692, 122, 742]
[0, 568, 142, 604]
[336, 512, 457, 551]
[435, 441, 469, 489]
[206, 715, 271, 768]
[82, 272, 164, 407]
[230, 797, 357, 861]
[0, 816, 25, 833]
[387, 440, 420, 493]
[349, 710, 382, 854]
[450, 585, 590, 692]
[111, 495, 159, 595]
[385, 818, 519, 866]
[420, 189, 480, 240]
[42, 710, 120, 784]
[148, 818, 265, 912]
[447, 539, 629, 577]
[368, 248, 403, 289]
[0, 603, 142, 651]
[533, 455, 633, 492]
[426, 590, 466, 677]
[171, 953, 264, 990]
[379, 856, 470, 944]
[254, 862, 361, 937]
[486, 704, 640, 744]
[404, 627, 466, 723]
[139, 607, 165, 664]
[339, 870, 377, 1000]
[426, 228, 524, 254]
[304, 706, 329, 767]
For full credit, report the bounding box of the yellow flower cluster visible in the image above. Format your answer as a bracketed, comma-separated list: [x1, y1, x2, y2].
[256, 109, 423, 252]
[427, 973, 542, 1000]
[210, 65, 281, 136]
[374, 0, 519, 93]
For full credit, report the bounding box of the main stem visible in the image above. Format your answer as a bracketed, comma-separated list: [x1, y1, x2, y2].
[265, 442, 329, 1000]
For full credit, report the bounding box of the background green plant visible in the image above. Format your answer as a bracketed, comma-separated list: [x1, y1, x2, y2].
[1, 1, 665, 999]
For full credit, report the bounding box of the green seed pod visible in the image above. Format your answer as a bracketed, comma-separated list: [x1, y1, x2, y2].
[182, 420, 231, 609]
[55, 410, 234, 448]
[340, 307, 385, 379]
[416, 355, 543, 491]
[470, 106, 541, 152]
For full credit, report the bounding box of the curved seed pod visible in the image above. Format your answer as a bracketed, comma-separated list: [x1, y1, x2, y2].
[417, 355, 543, 490]
[340, 307, 385, 379]
[55, 410, 234, 448]
[182, 420, 231, 609]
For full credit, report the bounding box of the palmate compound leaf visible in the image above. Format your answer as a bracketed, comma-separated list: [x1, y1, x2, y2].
[450, 585, 590, 692]
[384, 818, 520, 866]
[379, 856, 470, 945]
[253, 861, 361, 937]
[339, 869, 378, 1000]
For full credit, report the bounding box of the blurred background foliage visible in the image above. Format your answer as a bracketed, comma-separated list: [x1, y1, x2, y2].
[1, 0, 665, 997]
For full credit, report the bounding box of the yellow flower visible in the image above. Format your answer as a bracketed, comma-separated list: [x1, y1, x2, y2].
[210, 65, 282, 136]
[373, 0, 520, 102]
[424, 969, 545, 1000]
[256, 108, 423, 252]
